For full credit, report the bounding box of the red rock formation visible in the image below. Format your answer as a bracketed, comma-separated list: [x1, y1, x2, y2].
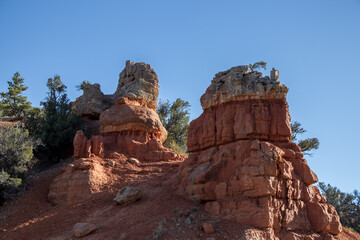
[187, 99, 291, 152]
[48, 157, 109, 205]
[49, 62, 185, 205]
[175, 66, 342, 239]
[73, 97, 182, 162]
[72, 60, 160, 135]
[71, 61, 181, 162]
[100, 97, 167, 143]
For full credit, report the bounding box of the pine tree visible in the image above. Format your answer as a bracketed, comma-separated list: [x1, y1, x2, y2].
[0, 72, 31, 120]
[290, 121, 319, 156]
[157, 98, 190, 154]
[249, 61, 267, 71]
[39, 75, 81, 161]
[319, 182, 360, 232]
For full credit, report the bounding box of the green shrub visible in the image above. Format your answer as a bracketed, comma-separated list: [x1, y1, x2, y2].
[38, 75, 82, 161]
[157, 98, 190, 154]
[163, 139, 188, 156]
[0, 124, 38, 203]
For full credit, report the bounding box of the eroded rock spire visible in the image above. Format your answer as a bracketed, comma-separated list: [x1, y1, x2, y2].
[174, 65, 342, 239]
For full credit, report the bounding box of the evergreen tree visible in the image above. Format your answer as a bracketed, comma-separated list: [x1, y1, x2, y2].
[23, 106, 44, 141]
[0, 72, 31, 119]
[291, 121, 319, 156]
[0, 124, 38, 203]
[249, 61, 267, 71]
[157, 98, 190, 154]
[39, 75, 81, 161]
[319, 182, 360, 232]
[75, 80, 91, 91]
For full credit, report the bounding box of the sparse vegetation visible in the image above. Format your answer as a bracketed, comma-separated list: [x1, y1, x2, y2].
[139, 78, 147, 85]
[290, 121, 319, 156]
[249, 61, 267, 71]
[75, 80, 91, 91]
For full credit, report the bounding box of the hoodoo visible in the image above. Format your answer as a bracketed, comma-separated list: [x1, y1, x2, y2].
[70, 61, 181, 161]
[175, 66, 342, 239]
[71, 60, 160, 136]
[48, 61, 185, 205]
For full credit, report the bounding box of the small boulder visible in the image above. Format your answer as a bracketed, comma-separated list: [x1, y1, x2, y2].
[127, 157, 140, 165]
[73, 222, 96, 238]
[203, 222, 215, 234]
[114, 186, 142, 205]
[106, 160, 116, 167]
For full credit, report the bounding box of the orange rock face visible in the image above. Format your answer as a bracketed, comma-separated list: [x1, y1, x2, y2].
[175, 66, 342, 239]
[100, 97, 167, 143]
[73, 97, 182, 162]
[48, 157, 109, 205]
[187, 99, 291, 152]
[72, 60, 160, 136]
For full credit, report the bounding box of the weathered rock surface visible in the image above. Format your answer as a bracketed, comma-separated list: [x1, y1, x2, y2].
[72, 61, 159, 124]
[73, 97, 182, 162]
[187, 99, 291, 152]
[175, 65, 342, 239]
[71, 61, 178, 162]
[200, 65, 288, 110]
[49, 61, 185, 205]
[48, 157, 109, 205]
[114, 60, 159, 110]
[72, 83, 111, 119]
[73, 222, 96, 238]
[113, 186, 142, 205]
[100, 97, 167, 142]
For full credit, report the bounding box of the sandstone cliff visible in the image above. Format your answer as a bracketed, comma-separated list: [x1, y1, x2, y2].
[175, 66, 343, 240]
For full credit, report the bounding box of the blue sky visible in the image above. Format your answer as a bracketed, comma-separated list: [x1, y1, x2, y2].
[1, 0, 359, 192]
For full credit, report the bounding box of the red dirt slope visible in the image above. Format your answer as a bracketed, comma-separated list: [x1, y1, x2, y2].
[0, 158, 250, 240]
[1, 157, 359, 240]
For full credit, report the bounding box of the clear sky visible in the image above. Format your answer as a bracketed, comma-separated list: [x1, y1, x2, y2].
[1, 1, 359, 193]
